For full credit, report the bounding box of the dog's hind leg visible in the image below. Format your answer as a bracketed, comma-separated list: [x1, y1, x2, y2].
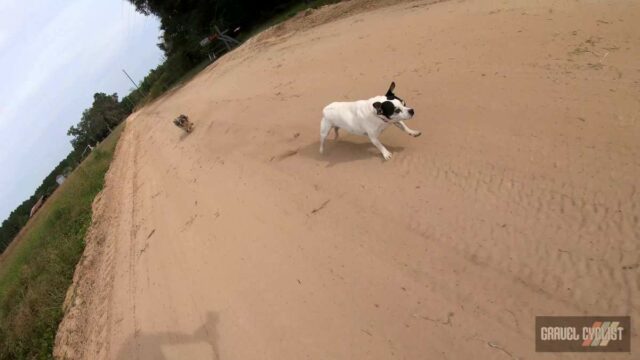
[333, 127, 339, 140]
[319, 118, 332, 154]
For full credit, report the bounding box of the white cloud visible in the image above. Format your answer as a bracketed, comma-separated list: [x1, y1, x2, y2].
[0, 30, 8, 50]
[0, 1, 138, 127]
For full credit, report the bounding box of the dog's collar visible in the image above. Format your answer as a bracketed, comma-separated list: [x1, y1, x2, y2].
[374, 109, 391, 123]
[376, 115, 391, 123]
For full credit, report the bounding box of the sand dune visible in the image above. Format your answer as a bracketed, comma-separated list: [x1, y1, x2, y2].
[55, 0, 640, 358]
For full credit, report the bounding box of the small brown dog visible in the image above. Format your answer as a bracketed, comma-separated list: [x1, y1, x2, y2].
[173, 114, 194, 133]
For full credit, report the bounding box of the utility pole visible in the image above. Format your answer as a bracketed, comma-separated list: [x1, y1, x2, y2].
[122, 69, 140, 90]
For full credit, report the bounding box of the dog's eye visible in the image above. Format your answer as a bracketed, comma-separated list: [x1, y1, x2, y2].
[394, 108, 401, 114]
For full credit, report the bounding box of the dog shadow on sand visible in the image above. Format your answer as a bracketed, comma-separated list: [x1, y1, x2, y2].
[298, 139, 405, 167]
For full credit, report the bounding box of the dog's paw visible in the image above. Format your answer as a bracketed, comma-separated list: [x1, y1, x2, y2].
[383, 152, 393, 161]
[411, 131, 422, 137]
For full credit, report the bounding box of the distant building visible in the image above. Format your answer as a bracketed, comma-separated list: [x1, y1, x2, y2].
[56, 174, 66, 185]
[30, 196, 45, 217]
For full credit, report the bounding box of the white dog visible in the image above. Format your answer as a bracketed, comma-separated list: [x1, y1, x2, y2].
[320, 82, 419, 160]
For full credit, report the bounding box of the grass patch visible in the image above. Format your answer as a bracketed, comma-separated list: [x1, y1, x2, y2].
[0, 124, 124, 359]
[147, 59, 212, 104]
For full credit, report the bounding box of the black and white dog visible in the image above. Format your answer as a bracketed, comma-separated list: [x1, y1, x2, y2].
[320, 82, 419, 160]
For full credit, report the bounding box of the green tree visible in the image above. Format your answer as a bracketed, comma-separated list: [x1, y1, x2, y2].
[67, 93, 128, 152]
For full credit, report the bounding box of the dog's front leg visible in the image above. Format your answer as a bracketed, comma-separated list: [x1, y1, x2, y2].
[393, 121, 421, 137]
[368, 135, 392, 160]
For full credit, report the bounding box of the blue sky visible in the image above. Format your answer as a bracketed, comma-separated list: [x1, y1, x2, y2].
[0, 0, 163, 222]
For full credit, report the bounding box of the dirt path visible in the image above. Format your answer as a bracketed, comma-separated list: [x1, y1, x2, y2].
[55, 0, 640, 358]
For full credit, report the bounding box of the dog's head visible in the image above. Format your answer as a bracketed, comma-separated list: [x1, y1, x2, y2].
[372, 82, 415, 122]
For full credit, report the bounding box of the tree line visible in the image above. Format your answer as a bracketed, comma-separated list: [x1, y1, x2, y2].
[0, 93, 130, 253]
[123, 0, 337, 103]
[130, 0, 309, 67]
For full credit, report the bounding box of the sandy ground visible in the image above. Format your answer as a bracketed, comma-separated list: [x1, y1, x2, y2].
[54, 0, 640, 358]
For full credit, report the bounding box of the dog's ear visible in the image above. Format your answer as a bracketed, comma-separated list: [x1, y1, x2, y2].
[373, 101, 383, 115]
[386, 82, 396, 98]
